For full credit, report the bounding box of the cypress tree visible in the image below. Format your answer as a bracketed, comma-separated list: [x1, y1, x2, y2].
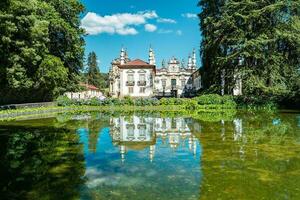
[87, 52, 101, 87]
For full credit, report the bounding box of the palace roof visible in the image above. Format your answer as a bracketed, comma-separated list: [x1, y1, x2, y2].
[118, 59, 156, 69]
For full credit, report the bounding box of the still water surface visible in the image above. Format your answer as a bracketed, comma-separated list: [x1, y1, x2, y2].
[0, 111, 299, 199]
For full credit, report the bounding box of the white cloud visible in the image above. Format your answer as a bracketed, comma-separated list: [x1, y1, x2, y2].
[145, 24, 157, 32]
[157, 29, 182, 36]
[117, 27, 138, 35]
[81, 11, 158, 35]
[139, 10, 158, 19]
[158, 29, 173, 34]
[176, 30, 183, 36]
[157, 18, 176, 24]
[182, 13, 198, 19]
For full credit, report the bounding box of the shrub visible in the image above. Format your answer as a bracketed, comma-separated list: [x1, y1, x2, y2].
[112, 98, 122, 106]
[89, 97, 101, 106]
[234, 95, 277, 110]
[195, 94, 223, 105]
[56, 95, 74, 106]
[184, 99, 198, 110]
[173, 98, 185, 105]
[134, 98, 144, 106]
[150, 98, 160, 106]
[222, 95, 236, 108]
[123, 96, 134, 106]
[192, 94, 236, 109]
[74, 99, 85, 106]
[159, 98, 169, 105]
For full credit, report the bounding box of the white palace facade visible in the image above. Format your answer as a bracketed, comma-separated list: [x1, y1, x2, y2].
[109, 47, 200, 98]
[109, 47, 242, 98]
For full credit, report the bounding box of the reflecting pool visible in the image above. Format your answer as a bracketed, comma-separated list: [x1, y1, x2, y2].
[0, 111, 300, 199]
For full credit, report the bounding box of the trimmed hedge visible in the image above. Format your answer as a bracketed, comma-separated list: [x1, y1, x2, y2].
[56, 94, 237, 110]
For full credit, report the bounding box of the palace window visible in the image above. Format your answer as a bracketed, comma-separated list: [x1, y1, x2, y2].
[139, 74, 145, 81]
[126, 124, 135, 140]
[162, 80, 166, 87]
[140, 87, 146, 93]
[128, 87, 134, 94]
[181, 80, 185, 87]
[171, 79, 177, 87]
[138, 74, 146, 86]
[128, 74, 134, 82]
[138, 124, 147, 140]
[171, 119, 177, 129]
[156, 123, 160, 129]
[139, 127, 146, 136]
[162, 119, 167, 129]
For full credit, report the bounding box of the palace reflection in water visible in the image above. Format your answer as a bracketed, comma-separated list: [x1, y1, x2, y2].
[75, 114, 202, 200]
[110, 116, 198, 163]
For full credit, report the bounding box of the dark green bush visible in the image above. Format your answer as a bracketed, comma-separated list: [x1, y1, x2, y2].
[234, 95, 277, 110]
[184, 99, 198, 110]
[123, 96, 134, 105]
[159, 98, 169, 105]
[195, 94, 223, 105]
[56, 96, 74, 106]
[89, 97, 101, 106]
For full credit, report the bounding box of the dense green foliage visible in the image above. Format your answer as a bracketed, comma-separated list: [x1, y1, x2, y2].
[0, 0, 85, 104]
[56, 94, 237, 109]
[234, 95, 278, 110]
[199, 0, 300, 106]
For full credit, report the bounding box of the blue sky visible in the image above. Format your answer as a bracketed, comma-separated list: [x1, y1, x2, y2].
[80, 0, 201, 73]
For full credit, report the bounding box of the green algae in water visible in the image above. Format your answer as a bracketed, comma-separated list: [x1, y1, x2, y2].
[0, 111, 299, 200]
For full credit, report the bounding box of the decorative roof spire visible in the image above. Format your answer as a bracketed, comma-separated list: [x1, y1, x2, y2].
[192, 48, 197, 68]
[120, 145, 126, 163]
[162, 59, 166, 68]
[120, 47, 125, 65]
[181, 59, 185, 68]
[149, 46, 156, 65]
[188, 53, 192, 69]
[125, 48, 129, 60]
[149, 145, 155, 162]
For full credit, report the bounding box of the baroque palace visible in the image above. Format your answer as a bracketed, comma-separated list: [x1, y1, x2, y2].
[109, 47, 202, 98]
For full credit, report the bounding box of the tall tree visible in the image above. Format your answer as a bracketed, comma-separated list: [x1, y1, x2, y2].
[199, 0, 300, 104]
[86, 52, 101, 87]
[0, 0, 85, 104]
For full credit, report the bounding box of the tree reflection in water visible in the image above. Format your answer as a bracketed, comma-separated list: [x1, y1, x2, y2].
[0, 111, 299, 200]
[192, 112, 300, 200]
[0, 126, 85, 200]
